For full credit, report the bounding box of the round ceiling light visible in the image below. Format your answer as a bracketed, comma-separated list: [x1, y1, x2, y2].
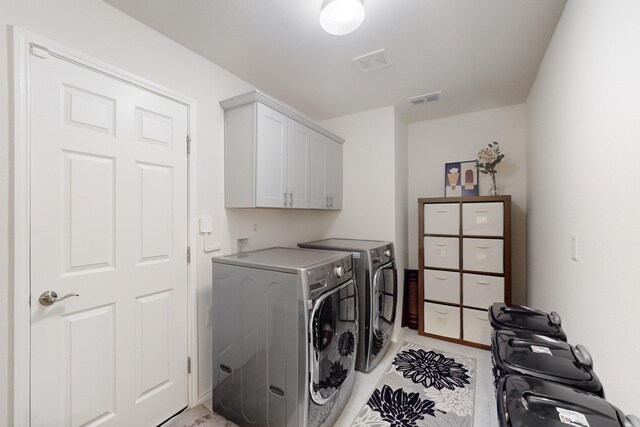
[319, 0, 365, 36]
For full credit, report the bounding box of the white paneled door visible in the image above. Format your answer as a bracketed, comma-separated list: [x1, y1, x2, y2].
[29, 49, 189, 426]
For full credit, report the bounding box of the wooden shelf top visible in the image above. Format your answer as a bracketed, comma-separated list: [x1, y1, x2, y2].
[418, 195, 511, 204]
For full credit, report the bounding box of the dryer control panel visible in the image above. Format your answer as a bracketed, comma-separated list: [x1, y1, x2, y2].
[305, 255, 353, 300]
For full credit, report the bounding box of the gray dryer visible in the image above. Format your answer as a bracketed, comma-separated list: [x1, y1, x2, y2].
[298, 239, 397, 373]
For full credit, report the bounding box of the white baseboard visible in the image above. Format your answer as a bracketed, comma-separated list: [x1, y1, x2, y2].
[196, 390, 213, 409]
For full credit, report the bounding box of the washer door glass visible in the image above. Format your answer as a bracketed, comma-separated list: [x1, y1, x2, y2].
[371, 262, 397, 355]
[310, 279, 357, 404]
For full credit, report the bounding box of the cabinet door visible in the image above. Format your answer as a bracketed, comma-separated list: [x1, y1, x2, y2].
[309, 131, 326, 209]
[325, 140, 343, 209]
[286, 119, 310, 208]
[256, 103, 287, 208]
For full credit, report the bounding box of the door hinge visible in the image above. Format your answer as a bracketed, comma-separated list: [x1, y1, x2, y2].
[186, 135, 191, 154]
[187, 246, 191, 263]
[187, 357, 192, 374]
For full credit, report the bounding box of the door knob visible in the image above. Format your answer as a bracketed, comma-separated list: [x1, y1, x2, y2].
[39, 291, 79, 306]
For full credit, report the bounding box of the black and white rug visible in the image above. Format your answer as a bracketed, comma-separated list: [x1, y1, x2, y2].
[351, 342, 476, 427]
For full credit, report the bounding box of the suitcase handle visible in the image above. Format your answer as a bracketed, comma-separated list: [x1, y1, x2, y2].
[573, 344, 593, 368]
[549, 311, 562, 327]
[502, 306, 538, 315]
[625, 415, 640, 427]
[500, 306, 562, 328]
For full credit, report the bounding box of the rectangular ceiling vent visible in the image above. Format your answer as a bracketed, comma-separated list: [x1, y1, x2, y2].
[352, 49, 392, 73]
[407, 91, 442, 106]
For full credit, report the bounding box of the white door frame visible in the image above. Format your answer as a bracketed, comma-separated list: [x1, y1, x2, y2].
[11, 26, 200, 426]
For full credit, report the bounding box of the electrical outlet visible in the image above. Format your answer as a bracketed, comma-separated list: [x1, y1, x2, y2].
[571, 235, 578, 261]
[237, 238, 249, 254]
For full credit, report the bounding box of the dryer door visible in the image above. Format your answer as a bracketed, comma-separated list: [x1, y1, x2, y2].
[309, 279, 357, 405]
[371, 261, 397, 352]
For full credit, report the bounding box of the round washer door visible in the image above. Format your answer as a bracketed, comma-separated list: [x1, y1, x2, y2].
[371, 261, 397, 355]
[309, 279, 358, 404]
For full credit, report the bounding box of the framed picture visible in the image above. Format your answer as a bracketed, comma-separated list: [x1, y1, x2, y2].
[445, 161, 478, 197]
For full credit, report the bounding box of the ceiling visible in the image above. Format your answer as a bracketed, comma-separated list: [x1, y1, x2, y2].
[105, 0, 566, 123]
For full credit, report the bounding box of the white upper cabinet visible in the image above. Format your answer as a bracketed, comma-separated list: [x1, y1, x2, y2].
[309, 131, 327, 209]
[309, 131, 343, 209]
[325, 138, 343, 209]
[255, 103, 287, 207]
[285, 119, 310, 208]
[221, 91, 343, 209]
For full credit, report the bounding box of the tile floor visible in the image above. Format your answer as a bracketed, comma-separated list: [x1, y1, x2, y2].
[206, 328, 498, 426]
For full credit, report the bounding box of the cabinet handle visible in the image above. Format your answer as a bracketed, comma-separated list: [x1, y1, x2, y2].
[477, 317, 489, 321]
[435, 276, 447, 280]
[436, 310, 448, 315]
[474, 245, 490, 249]
[435, 209, 448, 213]
[436, 243, 447, 247]
[329, 196, 333, 207]
[326, 196, 329, 207]
[473, 209, 490, 213]
[284, 192, 288, 207]
[289, 192, 293, 207]
[476, 280, 490, 285]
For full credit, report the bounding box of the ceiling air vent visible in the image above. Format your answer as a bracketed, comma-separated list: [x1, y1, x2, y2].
[407, 91, 442, 106]
[352, 49, 392, 73]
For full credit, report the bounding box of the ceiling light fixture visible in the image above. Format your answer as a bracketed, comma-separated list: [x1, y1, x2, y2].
[319, 0, 365, 36]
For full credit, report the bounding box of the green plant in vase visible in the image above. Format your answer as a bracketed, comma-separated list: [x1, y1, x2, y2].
[476, 141, 504, 195]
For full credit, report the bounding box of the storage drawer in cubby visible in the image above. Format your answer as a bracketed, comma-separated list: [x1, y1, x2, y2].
[424, 302, 460, 339]
[462, 238, 503, 273]
[424, 269, 459, 304]
[424, 236, 459, 270]
[463, 308, 491, 345]
[462, 202, 504, 236]
[424, 203, 459, 235]
[463, 273, 504, 309]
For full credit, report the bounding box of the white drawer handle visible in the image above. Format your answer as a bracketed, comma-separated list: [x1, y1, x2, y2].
[477, 281, 490, 285]
[473, 209, 490, 213]
[436, 243, 447, 247]
[436, 276, 448, 280]
[474, 245, 490, 249]
[436, 310, 448, 315]
[477, 317, 489, 321]
[435, 209, 448, 213]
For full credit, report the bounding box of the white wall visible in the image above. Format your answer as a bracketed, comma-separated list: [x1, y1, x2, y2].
[322, 106, 409, 340]
[393, 110, 409, 338]
[0, 0, 341, 423]
[322, 107, 397, 242]
[527, 0, 640, 413]
[407, 104, 528, 304]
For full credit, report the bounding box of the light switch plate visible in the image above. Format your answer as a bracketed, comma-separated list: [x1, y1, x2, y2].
[199, 216, 213, 233]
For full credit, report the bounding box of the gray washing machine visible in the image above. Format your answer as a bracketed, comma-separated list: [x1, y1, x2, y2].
[212, 247, 357, 427]
[298, 239, 397, 373]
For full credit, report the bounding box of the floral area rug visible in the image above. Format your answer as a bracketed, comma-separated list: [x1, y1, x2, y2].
[351, 342, 476, 427]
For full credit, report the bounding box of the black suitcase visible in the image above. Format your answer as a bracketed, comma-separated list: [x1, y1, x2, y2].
[492, 329, 603, 397]
[489, 302, 566, 341]
[496, 375, 639, 427]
